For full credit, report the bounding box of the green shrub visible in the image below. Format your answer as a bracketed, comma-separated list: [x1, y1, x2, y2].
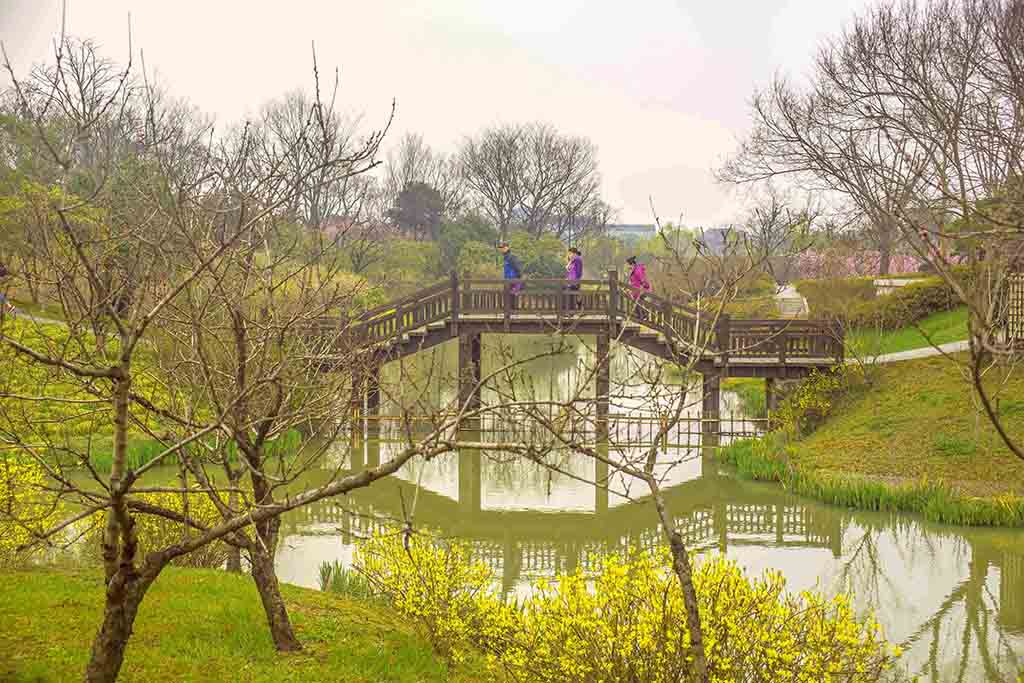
[724, 297, 780, 319]
[794, 277, 877, 320]
[847, 277, 961, 331]
[723, 378, 767, 418]
[773, 365, 865, 436]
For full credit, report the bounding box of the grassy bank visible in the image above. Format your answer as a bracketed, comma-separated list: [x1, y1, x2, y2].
[720, 437, 1024, 527]
[719, 353, 1024, 527]
[0, 567, 487, 682]
[846, 306, 967, 356]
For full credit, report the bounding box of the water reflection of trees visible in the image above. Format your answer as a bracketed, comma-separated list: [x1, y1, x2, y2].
[830, 513, 1022, 682]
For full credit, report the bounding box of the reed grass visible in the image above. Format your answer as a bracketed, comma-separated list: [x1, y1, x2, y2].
[318, 560, 377, 600]
[78, 429, 305, 473]
[719, 438, 1024, 528]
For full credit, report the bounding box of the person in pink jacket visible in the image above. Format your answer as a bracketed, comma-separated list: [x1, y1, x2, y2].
[626, 256, 652, 319]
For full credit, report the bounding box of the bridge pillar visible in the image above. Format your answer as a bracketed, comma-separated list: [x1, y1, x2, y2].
[596, 334, 610, 438]
[458, 332, 483, 430]
[501, 530, 522, 599]
[366, 364, 381, 439]
[715, 501, 728, 554]
[349, 368, 365, 425]
[458, 438, 482, 515]
[365, 436, 381, 468]
[765, 377, 779, 414]
[595, 441, 610, 515]
[701, 372, 721, 448]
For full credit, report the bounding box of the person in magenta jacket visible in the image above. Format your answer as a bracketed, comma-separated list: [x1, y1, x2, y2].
[564, 247, 583, 309]
[626, 256, 652, 318]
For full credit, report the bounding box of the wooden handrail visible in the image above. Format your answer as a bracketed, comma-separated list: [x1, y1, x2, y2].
[328, 276, 845, 366]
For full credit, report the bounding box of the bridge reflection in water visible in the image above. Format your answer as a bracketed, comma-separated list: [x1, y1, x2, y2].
[286, 431, 843, 595]
[275, 428, 1024, 682]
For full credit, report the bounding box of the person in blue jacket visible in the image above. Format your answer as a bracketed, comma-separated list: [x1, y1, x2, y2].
[497, 241, 523, 309]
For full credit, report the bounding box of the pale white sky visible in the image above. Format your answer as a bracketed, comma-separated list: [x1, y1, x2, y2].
[1, 0, 877, 224]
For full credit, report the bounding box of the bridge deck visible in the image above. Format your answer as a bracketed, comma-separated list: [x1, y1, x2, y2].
[326, 272, 844, 376]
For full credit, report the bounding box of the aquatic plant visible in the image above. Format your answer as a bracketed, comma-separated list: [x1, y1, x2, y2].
[720, 438, 1024, 527]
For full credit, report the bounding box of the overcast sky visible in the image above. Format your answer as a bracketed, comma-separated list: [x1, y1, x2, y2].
[1, 0, 877, 225]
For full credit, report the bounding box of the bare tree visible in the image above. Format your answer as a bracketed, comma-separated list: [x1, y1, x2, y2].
[0, 37, 481, 683]
[382, 132, 465, 224]
[722, 0, 1024, 461]
[457, 122, 605, 239]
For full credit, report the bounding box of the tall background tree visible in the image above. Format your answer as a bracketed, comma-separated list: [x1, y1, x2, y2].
[457, 122, 606, 240]
[722, 0, 1024, 459]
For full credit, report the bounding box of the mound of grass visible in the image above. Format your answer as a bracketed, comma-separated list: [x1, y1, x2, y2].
[846, 306, 968, 356]
[0, 567, 488, 682]
[722, 353, 1024, 525]
[784, 354, 1024, 498]
[719, 437, 1024, 527]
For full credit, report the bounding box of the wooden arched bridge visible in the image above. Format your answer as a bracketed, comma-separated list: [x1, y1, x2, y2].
[334, 270, 844, 439]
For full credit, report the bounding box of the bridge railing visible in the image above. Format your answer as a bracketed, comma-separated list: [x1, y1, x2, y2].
[727, 319, 844, 363]
[460, 277, 612, 318]
[332, 272, 844, 365]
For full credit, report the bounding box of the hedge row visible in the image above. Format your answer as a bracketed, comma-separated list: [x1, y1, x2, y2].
[794, 277, 877, 319]
[796, 270, 970, 332]
[846, 276, 961, 331]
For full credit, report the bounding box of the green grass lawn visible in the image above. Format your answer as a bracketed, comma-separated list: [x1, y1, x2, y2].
[788, 353, 1024, 498]
[846, 306, 967, 356]
[0, 567, 488, 683]
[8, 296, 66, 321]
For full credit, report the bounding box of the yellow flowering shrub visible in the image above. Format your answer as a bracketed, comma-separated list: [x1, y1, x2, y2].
[82, 491, 233, 569]
[356, 532, 516, 664]
[357, 532, 901, 682]
[774, 365, 865, 436]
[0, 457, 62, 566]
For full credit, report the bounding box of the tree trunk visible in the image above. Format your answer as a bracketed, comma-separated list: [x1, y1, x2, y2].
[226, 546, 242, 573]
[250, 546, 302, 652]
[84, 571, 155, 683]
[648, 480, 709, 682]
[877, 223, 893, 276]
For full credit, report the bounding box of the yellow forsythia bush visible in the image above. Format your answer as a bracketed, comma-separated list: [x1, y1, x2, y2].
[356, 533, 901, 682]
[356, 532, 514, 663]
[82, 491, 233, 569]
[0, 457, 62, 566]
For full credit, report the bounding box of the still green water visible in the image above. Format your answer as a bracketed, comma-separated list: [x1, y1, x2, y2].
[271, 336, 1024, 682]
[276, 444, 1023, 682]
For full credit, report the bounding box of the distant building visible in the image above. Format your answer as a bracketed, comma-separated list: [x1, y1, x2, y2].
[697, 227, 731, 256]
[606, 224, 657, 241]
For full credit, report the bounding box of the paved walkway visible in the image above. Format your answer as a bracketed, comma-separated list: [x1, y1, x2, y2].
[3, 309, 66, 327]
[849, 340, 969, 365]
[775, 285, 808, 318]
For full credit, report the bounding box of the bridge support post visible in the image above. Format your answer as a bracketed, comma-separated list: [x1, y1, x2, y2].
[701, 372, 721, 448]
[458, 447, 482, 515]
[765, 377, 779, 414]
[349, 366, 366, 456]
[501, 529, 521, 599]
[366, 364, 381, 440]
[595, 439, 610, 515]
[458, 332, 482, 430]
[596, 334, 610, 438]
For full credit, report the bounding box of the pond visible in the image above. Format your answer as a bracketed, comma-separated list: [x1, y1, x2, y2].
[270, 336, 1024, 683]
